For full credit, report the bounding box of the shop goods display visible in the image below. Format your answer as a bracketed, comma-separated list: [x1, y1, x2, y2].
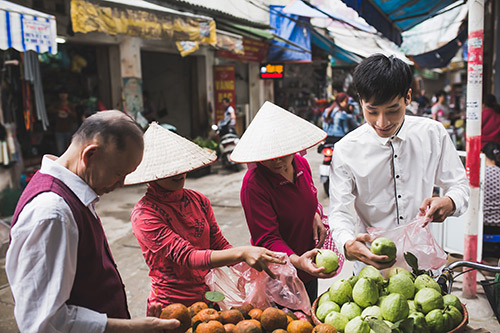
[311, 266, 468, 333]
[160, 301, 339, 333]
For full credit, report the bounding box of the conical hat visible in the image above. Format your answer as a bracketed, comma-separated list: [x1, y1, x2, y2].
[125, 122, 217, 185]
[230, 101, 327, 163]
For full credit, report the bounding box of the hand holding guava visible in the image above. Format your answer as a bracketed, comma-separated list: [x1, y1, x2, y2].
[344, 233, 394, 269]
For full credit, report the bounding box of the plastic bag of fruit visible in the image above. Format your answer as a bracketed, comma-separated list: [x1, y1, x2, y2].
[367, 214, 448, 273]
[205, 253, 312, 314]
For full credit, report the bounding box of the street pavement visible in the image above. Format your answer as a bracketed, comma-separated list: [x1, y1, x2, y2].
[0, 145, 499, 331]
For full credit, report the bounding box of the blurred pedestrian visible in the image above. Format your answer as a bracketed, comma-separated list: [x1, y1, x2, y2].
[322, 92, 359, 145]
[481, 142, 500, 257]
[431, 90, 450, 124]
[48, 89, 77, 155]
[6, 111, 180, 332]
[482, 93, 500, 148]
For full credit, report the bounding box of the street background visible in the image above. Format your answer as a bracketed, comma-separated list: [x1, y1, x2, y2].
[1, 145, 499, 332]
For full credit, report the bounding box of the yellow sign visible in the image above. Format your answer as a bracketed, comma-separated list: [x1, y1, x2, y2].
[70, 0, 216, 44]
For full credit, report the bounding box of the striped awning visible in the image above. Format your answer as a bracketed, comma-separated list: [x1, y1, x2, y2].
[0, 0, 57, 54]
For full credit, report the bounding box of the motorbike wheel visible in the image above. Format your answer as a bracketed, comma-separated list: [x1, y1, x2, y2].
[323, 180, 329, 197]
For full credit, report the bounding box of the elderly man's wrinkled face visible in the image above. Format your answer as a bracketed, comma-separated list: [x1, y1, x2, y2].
[86, 138, 144, 196]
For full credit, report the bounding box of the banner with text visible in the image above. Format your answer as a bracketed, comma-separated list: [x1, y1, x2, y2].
[214, 65, 236, 123]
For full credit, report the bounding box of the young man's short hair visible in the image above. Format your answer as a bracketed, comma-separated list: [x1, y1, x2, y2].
[353, 54, 412, 106]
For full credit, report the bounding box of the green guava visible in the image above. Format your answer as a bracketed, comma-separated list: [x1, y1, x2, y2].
[316, 301, 340, 322]
[361, 305, 382, 320]
[359, 265, 384, 286]
[414, 288, 444, 314]
[370, 237, 397, 262]
[316, 249, 340, 273]
[425, 309, 446, 333]
[352, 277, 379, 308]
[387, 273, 415, 300]
[344, 316, 370, 333]
[329, 279, 353, 306]
[324, 311, 349, 332]
[380, 293, 409, 322]
[341, 302, 362, 320]
[414, 274, 441, 292]
[443, 294, 463, 313]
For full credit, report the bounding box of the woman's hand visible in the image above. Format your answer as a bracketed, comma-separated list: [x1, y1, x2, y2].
[344, 233, 394, 270]
[313, 213, 327, 248]
[240, 246, 286, 279]
[289, 249, 338, 279]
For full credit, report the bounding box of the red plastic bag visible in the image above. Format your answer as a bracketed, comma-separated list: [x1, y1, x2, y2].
[367, 215, 448, 273]
[205, 253, 312, 314]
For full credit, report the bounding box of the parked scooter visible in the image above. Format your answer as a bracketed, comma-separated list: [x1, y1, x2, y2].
[212, 119, 240, 171]
[317, 142, 334, 196]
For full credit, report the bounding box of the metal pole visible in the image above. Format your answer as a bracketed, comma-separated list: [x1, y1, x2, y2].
[463, 0, 484, 299]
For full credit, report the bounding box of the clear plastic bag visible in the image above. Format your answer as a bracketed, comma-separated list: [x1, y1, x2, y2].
[367, 214, 448, 273]
[205, 253, 312, 314]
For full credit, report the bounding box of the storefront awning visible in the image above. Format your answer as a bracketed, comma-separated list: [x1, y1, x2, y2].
[70, 0, 216, 44]
[340, 0, 464, 46]
[0, 0, 57, 54]
[327, 25, 412, 64]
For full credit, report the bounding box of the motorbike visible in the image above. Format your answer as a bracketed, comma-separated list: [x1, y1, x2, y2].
[317, 142, 334, 196]
[211, 119, 240, 171]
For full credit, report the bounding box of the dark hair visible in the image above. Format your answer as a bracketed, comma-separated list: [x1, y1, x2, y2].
[72, 110, 144, 152]
[484, 94, 500, 114]
[222, 98, 230, 103]
[352, 54, 412, 106]
[435, 90, 447, 99]
[482, 142, 500, 167]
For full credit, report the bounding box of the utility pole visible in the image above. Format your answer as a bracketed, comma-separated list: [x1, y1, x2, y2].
[463, 0, 484, 299]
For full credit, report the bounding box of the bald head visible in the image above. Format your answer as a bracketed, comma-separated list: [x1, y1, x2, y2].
[72, 110, 144, 152]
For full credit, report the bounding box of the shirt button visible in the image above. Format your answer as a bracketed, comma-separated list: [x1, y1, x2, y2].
[398, 195, 402, 198]
[394, 155, 398, 158]
[400, 216, 403, 219]
[391, 136, 395, 139]
[396, 175, 400, 178]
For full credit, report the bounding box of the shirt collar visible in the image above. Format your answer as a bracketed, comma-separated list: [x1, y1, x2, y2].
[40, 155, 99, 207]
[367, 117, 407, 145]
[256, 155, 304, 188]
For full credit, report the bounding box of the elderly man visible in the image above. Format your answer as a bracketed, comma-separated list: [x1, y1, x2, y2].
[6, 111, 179, 332]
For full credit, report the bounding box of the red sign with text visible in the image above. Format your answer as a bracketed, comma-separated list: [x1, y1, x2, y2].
[217, 38, 268, 63]
[214, 65, 236, 123]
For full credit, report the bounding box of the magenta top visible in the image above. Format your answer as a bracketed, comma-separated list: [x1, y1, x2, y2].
[131, 183, 232, 308]
[482, 107, 500, 148]
[241, 154, 320, 283]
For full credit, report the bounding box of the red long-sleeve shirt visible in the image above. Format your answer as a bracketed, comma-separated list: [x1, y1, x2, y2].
[240, 154, 319, 283]
[131, 183, 231, 308]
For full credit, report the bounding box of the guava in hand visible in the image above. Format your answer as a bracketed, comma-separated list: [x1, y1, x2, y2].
[370, 237, 397, 262]
[316, 249, 339, 274]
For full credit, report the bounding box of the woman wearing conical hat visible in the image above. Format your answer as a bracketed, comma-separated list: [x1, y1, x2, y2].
[231, 102, 340, 303]
[125, 123, 284, 309]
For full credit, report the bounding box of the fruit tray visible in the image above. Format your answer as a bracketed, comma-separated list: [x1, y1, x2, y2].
[311, 290, 469, 332]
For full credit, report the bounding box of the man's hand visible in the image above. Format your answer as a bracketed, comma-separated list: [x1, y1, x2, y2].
[290, 249, 338, 279]
[419, 196, 456, 225]
[147, 303, 162, 318]
[344, 234, 394, 270]
[105, 317, 180, 332]
[241, 246, 286, 279]
[313, 213, 327, 249]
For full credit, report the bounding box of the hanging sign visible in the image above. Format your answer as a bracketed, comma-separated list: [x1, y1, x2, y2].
[260, 63, 284, 79]
[214, 65, 236, 123]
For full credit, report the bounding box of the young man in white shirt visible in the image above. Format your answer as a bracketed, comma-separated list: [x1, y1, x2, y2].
[329, 54, 470, 272]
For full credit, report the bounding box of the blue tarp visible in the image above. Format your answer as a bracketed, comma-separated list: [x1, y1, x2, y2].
[340, 0, 462, 46]
[268, 5, 311, 62]
[411, 28, 467, 68]
[310, 29, 361, 65]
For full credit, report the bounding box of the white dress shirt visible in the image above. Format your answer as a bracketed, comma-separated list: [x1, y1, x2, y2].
[6, 155, 107, 332]
[329, 116, 470, 260]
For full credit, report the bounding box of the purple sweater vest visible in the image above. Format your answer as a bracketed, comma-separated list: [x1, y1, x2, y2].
[12, 172, 130, 319]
